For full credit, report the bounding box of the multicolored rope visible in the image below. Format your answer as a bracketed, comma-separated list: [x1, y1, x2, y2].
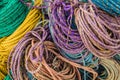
[8, 23, 98, 80]
[0, 0, 43, 79]
[1, 0, 120, 80]
[49, 0, 85, 54]
[75, 3, 120, 58]
[98, 59, 120, 80]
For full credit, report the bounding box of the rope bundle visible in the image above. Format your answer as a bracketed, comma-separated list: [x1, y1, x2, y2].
[0, 0, 43, 79]
[75, 3, 120, 58]
[60, 49, 99, 66]
[1, 0, 120, 80]
[90, 0, 120, 16]
[0, 0, 29, 37]
[98, 59, 120, 80]
[49, 1, 99, 74]
[8, 24, 98, 80]
[49, 0, 85, 54]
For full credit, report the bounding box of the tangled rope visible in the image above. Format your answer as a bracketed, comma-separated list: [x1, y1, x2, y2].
[60, 49, 99, 66]
[0, 0, 29, 37]
[0, 0, 43, 79]
[49, 0, 85, 54]
[75, 3, 120, 58]
[49, 0, 99, 70]
[8, 23, 97, 80]
[1, 0, 120, 80]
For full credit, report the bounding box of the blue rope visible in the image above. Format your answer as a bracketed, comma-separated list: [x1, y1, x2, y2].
[91, 0, 120, 16]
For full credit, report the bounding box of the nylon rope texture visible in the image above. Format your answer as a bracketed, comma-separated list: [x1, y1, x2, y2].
[0, 0, 29, 37]
[75, 3, 120, 58]
[7, 22, 98, 80]
[0, 0, 43, 79]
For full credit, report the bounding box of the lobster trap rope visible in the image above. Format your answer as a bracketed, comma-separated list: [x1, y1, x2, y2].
[1, 0, 120, 80]
[0, 0, 29, 38]
[49, 0, 85, 54]
[98, 59, 120, 80]
[0, 0, 43, 79]
[8, 23, 98, 80]
[75, 3, 120, 58]
[90, 0, 120, 16]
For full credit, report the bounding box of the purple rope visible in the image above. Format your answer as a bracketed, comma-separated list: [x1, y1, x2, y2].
[75, 3, 120, 58]
[49, 0, 85, 54]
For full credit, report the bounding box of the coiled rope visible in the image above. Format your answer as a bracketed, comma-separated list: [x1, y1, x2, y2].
[0, 0, 43, 79]
[0, 0, 29, 37]
[49, 0, 85, 54]
[90, 0, 120, 16]
[8, 24, 98, 80]
[75, 3, 120, 58]
[59, 48, 99, 66]
[98, 59, 120, 80]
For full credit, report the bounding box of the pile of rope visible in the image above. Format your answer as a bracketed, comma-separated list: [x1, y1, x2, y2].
[0, 0, 43, 79]
[7, 24, 97, 80]
[0, 0, 29, 37]
[0, 0, 120, 80]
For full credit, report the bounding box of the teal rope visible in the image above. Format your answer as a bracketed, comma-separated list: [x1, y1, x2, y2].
[0, 0, 29, 38]
[4, 75, 11, 80]
[91, 0, 120, 16]
[113, 54, 120, 64]
[4, 72, 36, 80]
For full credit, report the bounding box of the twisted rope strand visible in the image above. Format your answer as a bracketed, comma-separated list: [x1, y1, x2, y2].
[0, 0, 43, 79]
[75, 3, 120, 58]
[49, 0, 85, 54]
[8, 24, 98, 80]
[0, 0, 29, 37]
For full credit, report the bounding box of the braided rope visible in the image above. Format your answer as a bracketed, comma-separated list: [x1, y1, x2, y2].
[90, 0, 120, 16]
[49, 0, 85, 54]
[0, 0, 43, 79]
[75, 3, 120, 58]
[0, 0, 29, 37]
[8, 23, 97, 80]
[98, 59, 120, 80]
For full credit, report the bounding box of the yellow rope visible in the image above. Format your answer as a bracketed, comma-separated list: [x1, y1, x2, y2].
[100, 59, 120, 80]
[0, 0, 43, 79]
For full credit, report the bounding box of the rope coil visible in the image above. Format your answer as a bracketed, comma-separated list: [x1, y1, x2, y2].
[75, 3, 120, 58]
[90, 0, 120, 16]
[49, 0, 85, 54]
[0, 0, 43, 79]
[8, 24, 98, 80]
[0, 0, 29, 37]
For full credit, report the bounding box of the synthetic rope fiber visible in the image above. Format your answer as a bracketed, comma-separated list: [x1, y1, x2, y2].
[49, 0, 99, 68]
[0, 0, 29, 37]
[7, 23, 97, 80]
[98, 59, 120, 80]
[90, 0, 120, 16]
[49, 0, 85, 54]
[75, 3, 120, 58]
[0, 0, 43, 79]
[82, 0, 120, 16]
[1, 0, 120, 80]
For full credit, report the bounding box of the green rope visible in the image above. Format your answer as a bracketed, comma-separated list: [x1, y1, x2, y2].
[0, 0, 29, 38]
[4, 72, 36, 80]
[4, 75, 12, 80]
